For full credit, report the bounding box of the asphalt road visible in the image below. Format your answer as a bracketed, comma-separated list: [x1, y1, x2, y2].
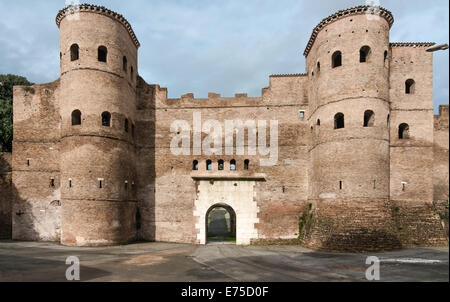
[0, 241, 448, 282]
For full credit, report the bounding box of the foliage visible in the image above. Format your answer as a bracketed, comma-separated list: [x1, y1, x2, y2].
[0, 74, 33, 152]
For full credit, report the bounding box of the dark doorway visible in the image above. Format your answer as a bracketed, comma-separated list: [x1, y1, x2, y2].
[206, 204, 236, 244]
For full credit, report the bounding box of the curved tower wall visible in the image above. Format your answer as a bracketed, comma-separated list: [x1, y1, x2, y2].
[304, 12, 399, 250]
[58, 8, 138, 246]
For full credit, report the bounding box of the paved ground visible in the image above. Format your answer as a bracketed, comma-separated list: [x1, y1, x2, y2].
[0, 240, 448, 282]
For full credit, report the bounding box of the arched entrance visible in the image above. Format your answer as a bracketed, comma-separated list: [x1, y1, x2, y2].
[206, 204, 236, 244]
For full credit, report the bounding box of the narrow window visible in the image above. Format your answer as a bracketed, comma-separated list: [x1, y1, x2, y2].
[218, 160, 224, 171]
[373, 180, 376, 189]
[193, 160, 199, 171]
[405, 79, 415, 94]
[50, 178, 55, 188]
[360, 46, 371, 63]
[334, 113, 345, 129]
[132, 124, 135, 137]
[70, 44, 79, 61]
[125, 181, 128, 190]
[317, 62, 320, 72]
[299, 111, 305, 120]
[98, 46, 107, 62]
[99, 179, 103, 189]
[317, 119, 321, 126]
[101, 112, 111, 127]
[125, 119, 129, 132]
[398, 123, 410, 139]
[339, 181, 343, 190]
[402, 182, 407, 192]
[71, 110, 81, 126]
[364, 110, 375, 127]
[26, 159, 30, 166]
[387, 114, 390, 126]
[69, 179, 72, 188]
[384, 50, 388, 63]
[123, 56, 128, 72]
[206, 160, 213, 171]
[332, 51, 342, 68]
[230, 160, 236, 171]
[131, 66, 134, 81]
[244, 160, 250, 170]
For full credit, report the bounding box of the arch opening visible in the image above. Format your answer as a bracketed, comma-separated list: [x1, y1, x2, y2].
[364, 110, 375, 127]
[70, 44, 79, 61]
[98, 46, 107, 62]
[360, 46, 371, 63]
[334, 113, 345, 129]
[101, 111, 111, 127]
[332, 51, 342, 68]
[71, 110, 81, 126]
[206, 204, 236, 244]
[399, 123, 410, 139]
[405, 79, 415, 94]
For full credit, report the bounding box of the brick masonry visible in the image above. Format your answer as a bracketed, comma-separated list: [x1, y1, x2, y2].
[1, 4, 448, 251]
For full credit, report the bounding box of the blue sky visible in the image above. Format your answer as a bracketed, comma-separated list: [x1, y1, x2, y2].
[0, 0, 448, 112]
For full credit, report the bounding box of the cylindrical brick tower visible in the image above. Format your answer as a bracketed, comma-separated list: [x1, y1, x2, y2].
[304, 6, 400, 251]
[56, 4, 139, 246]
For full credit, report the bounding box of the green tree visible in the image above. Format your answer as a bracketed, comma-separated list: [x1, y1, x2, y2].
[0, 74, 33, 152]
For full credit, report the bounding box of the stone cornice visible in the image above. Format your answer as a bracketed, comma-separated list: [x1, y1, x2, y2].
[390, 42, 436, 48]
[303, 6, 394, 58]
[270, 73, 307, 78]
[56, 3, 140, 48]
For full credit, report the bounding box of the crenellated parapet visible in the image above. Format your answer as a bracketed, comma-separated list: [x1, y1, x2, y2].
[304, 5, 394, 57]
[56, 3, 140, 48]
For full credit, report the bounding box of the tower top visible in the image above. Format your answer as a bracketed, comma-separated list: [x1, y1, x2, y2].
[303, 5, 394, 58]
[55, 3, 141, 48]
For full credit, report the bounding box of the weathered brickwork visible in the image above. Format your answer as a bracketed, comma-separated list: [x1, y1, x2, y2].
[6, 4, 448, 251]
[0, 153, 12, 239]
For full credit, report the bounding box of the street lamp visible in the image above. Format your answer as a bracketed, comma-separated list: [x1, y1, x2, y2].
[427, 44, 449, 52]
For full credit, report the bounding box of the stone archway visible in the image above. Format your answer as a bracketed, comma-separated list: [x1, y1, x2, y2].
[206, 204, 236, 243]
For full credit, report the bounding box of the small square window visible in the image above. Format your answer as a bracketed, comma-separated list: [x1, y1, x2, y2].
[299, 111, 305, 120]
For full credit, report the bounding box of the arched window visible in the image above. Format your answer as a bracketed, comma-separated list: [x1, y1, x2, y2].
[399, 123, 410, 139]
[244, 160, 250, 170]
[317, 62, 321, 72]
[317, 119, 321, 126]
[360, 46, 371, 63]
[332, 51, 342, 68]
[101, 112, 111, 127]
[384, 50, 388, 63]
[71, 110, 81, 126]
[123, 56, 128, 72]
[218, 160, 224, 171]
[405, 79, 415, 94]
[70, 44, 79, 61]
[193, 160, 199, 171]
[98, 46, 107, 62]
[125, 118, 129, 132]
[364, 110, 375, 127]
[230, 160, 236, 171]
[206, 160, 213, 171]
[334, 113, 345, 129]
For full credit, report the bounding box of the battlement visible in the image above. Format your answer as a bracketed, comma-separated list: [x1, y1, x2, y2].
[56, 3, 140, 48]
[303, 5, 394, 57]
[390, 42, 436, 48]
